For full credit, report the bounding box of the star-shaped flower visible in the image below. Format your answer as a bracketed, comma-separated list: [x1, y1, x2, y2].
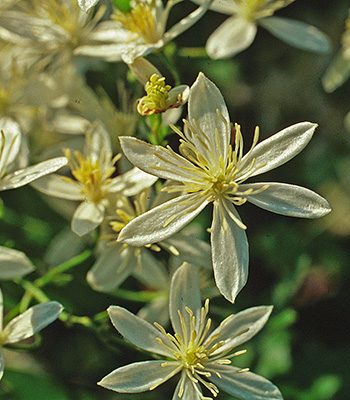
[117, 72, 331, 302]
[0, 288, 63, 380]
[98, 262, 283, 400]
[194, 0, 331, 59]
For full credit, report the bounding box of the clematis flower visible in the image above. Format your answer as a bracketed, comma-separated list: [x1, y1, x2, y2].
[0, 117, 68, 192]
[83, 0, 213, 64]
[98, 262, 283, 400]
[0, 288, 63, 380]
[87, 188, 211, 294]
[193, 0, 331, 59]
[322, 11, 350, 93]
[32, 122, 157, 236]
[117, 72, 331, 302]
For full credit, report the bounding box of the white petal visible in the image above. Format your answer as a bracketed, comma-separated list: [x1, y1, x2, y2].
[98, 360, 178, 393]
[3, 302, 63, 344]
[71, 201, 105, 236]
[118, 194, 209, 246]
[0, 117, 21, 176]
[108, 167, 158, 196]
[169, 263, 202, 336]
[211, 201, 249, 302]
[260, 16, 331, 53]
[78, 0, 99, 12]
[86, 245, 136, 292]
[172, 371, 202, 400]
[137, 296, 169, 326]
[0, 157, 68, 191]
[207, 0, 239, 14]
[0, 288, 3, 331]
[31, 174, 83, 200]
[119, 137, 199, 183]
[128, 57, 162, 85]
[209, 365, 283, 400]
[188, 72, 230, 165]
[107, 306, 175, 357]
[322, 50, 350, 93]
[206, 16, 257, 59]
[242, 182, 332, 218]
[239, 122, 317, 179]
[0, 349, 4, 381]
[208, 306, 273, 355]
[132, 248, 169, 289]
[0, 246, 35, 280]
[164, 0, 213, 43]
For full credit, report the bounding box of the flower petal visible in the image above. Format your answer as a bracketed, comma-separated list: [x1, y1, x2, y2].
[206, 16, 257, 59]
[260, 16, 331, 53]
[322, 50, 350, 93]
[239, 122, 317, 179]
[78, 0, 99, 12]
[210, 201, 249, 303]
[71, 201, 105, 237]
[98, 360, 179, 393]
[0, 246, 35, 280]
[188, 72, 230, 165]
[137, 296, 169, 326]
[108, 167, 158, 196]
[208, 306, 273, 355]
[31, 174, 83, 200]
[0, 157, 68, 191]
[0, 117, 21, 176]
[119, 137, 200, 184]
[107, 306, 175, 357]
[0, 349, 4, 381]
[242, 182, 332, 218]
[118, 193, 209, 246]
[209, 365, 283, 400]
[86, 244, 136, 292]
[169, 262, 202, 336]
[3, 302, 63, 344]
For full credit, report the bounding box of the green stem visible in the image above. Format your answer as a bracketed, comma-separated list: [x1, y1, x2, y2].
[158, 50, 181, 86]
[112, 287, 160, 302]
[177, 47, 208, 58]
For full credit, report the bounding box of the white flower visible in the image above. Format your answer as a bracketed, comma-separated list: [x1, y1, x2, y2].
[0, 246, 35, 280]
[117, 72, 331, 302]
[0, 117, 68, 192]
[32, 122, 157, 236]
[194, 0, 331, 59]
[0, 288, 63, 380]
[322, 12, 350, 93]
[81, 0, 213, 64]
[98, 262, 283, 400]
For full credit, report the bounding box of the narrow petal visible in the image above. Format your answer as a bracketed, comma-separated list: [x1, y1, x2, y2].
[118, 193, 209, 246]
[164, 0, 213, 43]
[322, 50, 350, 93]
[169, 263, 202, 336]
[71, 201, 105, 237]
[260, 16, 331, 53]
[206, 16, 257, 59]
[3, 302, 63, 344]
[242, 182, 332, 218]
[0, 157, 68, 191]
[209, 365, 283, 400]
[0, 246, 35, 280]
[239, 122, 317, 179]
[211, 201, 249, 303]
[172, 371, 202, 400]
[188, 72, 230, 165]
[0, 117, 21, 175]
[30, 174, 83, 200]
[78, 0, 99, 12]
[119, 137, 200, 183]
[208, 306, 273, 355]
[0, 349, 4, 381]
[108, 167, 158, 196]
[0, 288, 3, 331]
[107, 306, 175, 357]
[98, 360, 179, 393]
[86, 245, 136, 292]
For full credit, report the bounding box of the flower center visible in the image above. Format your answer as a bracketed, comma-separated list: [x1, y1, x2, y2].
[137, 74, 172, 115]
[112, 0, 161, 43]
[62, 148, 120, 204]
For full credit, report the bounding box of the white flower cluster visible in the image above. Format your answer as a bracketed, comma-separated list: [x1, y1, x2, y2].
[0, 0, 341, 399]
